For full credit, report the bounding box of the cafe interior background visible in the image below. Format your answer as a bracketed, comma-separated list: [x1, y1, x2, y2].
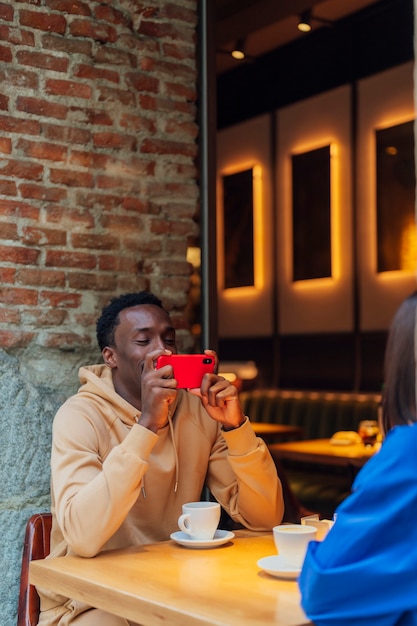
[190, 0, 417, 394]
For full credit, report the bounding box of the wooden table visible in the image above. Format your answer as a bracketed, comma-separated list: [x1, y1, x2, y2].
[30, 531, 312, 626]
[270, 438, 379, 469]
[251, 422, 303, 443]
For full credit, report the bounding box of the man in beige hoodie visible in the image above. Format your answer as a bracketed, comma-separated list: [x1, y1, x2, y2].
[38, 291, 284, 626]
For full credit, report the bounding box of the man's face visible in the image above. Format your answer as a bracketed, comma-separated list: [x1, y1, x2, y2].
[106, 304, 177, 394]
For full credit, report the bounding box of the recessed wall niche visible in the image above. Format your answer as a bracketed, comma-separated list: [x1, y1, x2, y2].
[292, 145, 332, 281]
[222, 168, 254, 289]
[376, 119, 416, 273]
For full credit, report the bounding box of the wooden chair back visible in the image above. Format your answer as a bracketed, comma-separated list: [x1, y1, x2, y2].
[17, 512, 52, 626]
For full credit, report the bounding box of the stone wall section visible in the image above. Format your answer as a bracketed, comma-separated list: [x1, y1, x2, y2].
[0, 1, 199, 623]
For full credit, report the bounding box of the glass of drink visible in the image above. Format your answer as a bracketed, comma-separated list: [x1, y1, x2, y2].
[358, 420, 380, 447]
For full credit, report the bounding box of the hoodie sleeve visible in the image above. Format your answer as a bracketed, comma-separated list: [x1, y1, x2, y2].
[298, 424, 417, 626]
[208, 417, 284, 530]
[51, 399, 158, 557]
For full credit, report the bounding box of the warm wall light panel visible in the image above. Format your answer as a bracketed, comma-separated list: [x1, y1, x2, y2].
[217, 115, 273, 338]
[276, 86, 353, 334]
[357, 62, 416, 331]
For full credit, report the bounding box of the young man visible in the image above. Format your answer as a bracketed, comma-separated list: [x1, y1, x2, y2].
[38, 291, 283, 626]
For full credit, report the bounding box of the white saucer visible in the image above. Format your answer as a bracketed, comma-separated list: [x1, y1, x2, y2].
[170, 529, 235, 549]
[257, 555, 301, 580]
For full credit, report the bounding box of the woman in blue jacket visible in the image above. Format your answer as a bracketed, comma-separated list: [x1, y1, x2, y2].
[299, 291, 417, 626]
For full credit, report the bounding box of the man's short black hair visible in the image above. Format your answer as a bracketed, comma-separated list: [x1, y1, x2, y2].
[96, 291, 164, 351]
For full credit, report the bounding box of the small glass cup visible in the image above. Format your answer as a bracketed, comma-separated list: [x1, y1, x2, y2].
[358, 420, 380, 447]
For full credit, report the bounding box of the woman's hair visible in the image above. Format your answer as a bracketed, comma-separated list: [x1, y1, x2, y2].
[96, 291, 164, 351]
[382, 290, 417, 433]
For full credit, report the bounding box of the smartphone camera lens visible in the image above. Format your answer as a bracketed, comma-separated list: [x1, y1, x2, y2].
[203, 358, 212, 364]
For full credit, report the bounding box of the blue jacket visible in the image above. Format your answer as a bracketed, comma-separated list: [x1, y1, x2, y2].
[299, 423, 417, 626]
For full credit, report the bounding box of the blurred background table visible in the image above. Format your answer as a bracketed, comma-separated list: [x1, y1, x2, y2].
[251, 422, 303, 443]
[270, 438, 378, 469]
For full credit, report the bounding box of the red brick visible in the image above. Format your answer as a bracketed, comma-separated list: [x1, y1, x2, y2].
[0, 44, 12, 62]
[0, 330, 35, 349]
[0, 267, 16, 283]
[0, 114, 40, 136]
[0, 179, 17, 196]
[44, 0, 91, 16]
[0, 24, 35, 46]
[126, 71, 159, 94]
[139, 93, 195, 116]
[40, 291, 82, 308]
[0, 93, 8, 110]
[0, 308, 20, 324]
[0, 158, 43, 181]
[45, 78, 92, 99]
[73, 63, 119, 84]
[19, 9, 67, 34]
[160, 3, 197, 24]
[141, 137, 197, 158]
[18, 268, 66, 287]
[94, 46, 137, 68]
[0, 3, 13, 21]
[16, 96, 68, 120]
[163, 42, 195, 62]
[42, 122, 91, 144]
[0, 222, 18, 240]
[0, 199, 40, 219]
[70, 232, 118, 250]
[0, 286, 38, 305]
[68, 271, 117, 290]
[165, 81, 197, 102]
[50, 168, 94, 188]
[17, 138, 67, 162]
[45, 249, 97, 269]
[122, 196, 148, 213]
[99, 215, 143, 231]
[16, 50, 68, 72]
[44, 206, 95, 228]
[0, 245, 40, 265]
[3, 67, 39, 89]
[42, 33, 92, 56]
[92, 131, 136, 151]
[21, 226, 67, 246]
[94, 5, 132, 28]
[69, 18, 117, 43]
[0, 136, 12, 153]
[19, 183, 67, 202]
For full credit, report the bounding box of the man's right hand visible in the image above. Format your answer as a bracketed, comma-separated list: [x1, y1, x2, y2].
[138, 350, 178, 432]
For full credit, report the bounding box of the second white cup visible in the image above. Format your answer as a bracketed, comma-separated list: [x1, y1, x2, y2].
[273, 524, 317, 567]
[178, 501, 221, 540]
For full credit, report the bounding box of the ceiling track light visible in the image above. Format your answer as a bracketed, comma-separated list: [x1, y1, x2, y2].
[231, 37, 246, 60]
[297, 9, 334, 33]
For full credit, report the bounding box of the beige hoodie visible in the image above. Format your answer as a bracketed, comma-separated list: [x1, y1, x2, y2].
[38, 364, 283, 625]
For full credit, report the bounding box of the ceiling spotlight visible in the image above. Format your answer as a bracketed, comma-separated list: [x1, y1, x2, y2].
[231, 38, 246, 60]
[298, 10, 312, 33]
[297, 9, 334, 33]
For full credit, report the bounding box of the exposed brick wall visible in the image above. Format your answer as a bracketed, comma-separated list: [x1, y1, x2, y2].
[0, 0, 199, 382]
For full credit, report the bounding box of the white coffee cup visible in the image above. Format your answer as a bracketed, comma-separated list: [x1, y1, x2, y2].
[273, 524, 317, 567]
[178, 501, 221, 540]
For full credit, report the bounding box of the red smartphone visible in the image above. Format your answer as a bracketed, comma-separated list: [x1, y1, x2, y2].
[155, 354, 215, 389]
